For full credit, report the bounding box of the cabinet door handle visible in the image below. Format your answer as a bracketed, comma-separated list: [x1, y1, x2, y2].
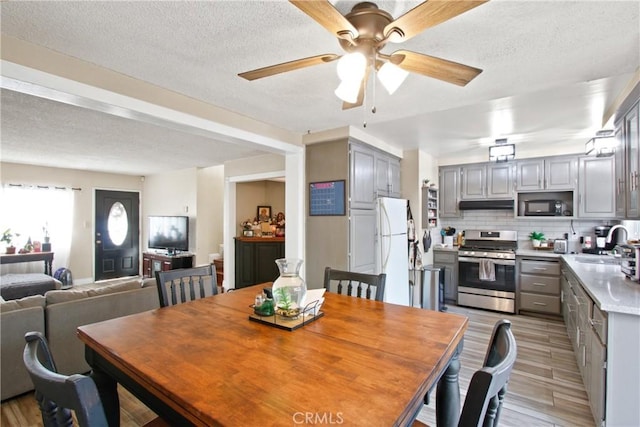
[533, 267, 548, 271]
[533, 283, 547, 287]
[533, 302, 547, 306]
[631, 172, 636, 191]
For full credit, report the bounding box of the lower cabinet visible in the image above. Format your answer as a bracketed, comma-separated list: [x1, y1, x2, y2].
[518, 257, 561, 315]
[234, 237, 285, 289]
[433, 249, 458, 303]
[142, 252, 194, 278]
[561, 263, 607, 426]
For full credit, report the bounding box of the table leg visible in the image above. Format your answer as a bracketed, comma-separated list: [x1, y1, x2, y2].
[88, 364, 120, 427]
[45, 259, 52, 276]
[435, 340, 463, 427]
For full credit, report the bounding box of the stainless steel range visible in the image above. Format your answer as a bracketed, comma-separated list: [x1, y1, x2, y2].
[458, 230, 517, 314]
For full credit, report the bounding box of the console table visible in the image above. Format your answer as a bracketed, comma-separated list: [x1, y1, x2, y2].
[0, 251, 54, 275]
[142, 252, 194, 278]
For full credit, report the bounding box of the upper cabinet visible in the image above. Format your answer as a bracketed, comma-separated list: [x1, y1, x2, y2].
[350, 143, 376, 209]
[516, 156, 577, 191]
[614, 124, 627, 218]
[578, 155, 616, 218]
[460, 163, 514, 200]
[613, 95, 639, 219]
[625, 102, 639, 218]
[439, 166, 461, 218]
[460, 164, 486, 199]
[350, 141, 402, 209]
[375, 153, 401, 199]
[487, 163, 515, 198]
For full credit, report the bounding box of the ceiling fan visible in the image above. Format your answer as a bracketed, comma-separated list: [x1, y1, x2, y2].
[238, 0, 488, 110]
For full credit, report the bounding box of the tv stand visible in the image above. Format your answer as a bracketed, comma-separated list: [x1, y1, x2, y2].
[142, 252, 194, 278]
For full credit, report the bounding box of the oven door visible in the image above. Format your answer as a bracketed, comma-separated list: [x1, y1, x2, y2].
[457, 256, 516, 313]
[458, 257, 516, 293]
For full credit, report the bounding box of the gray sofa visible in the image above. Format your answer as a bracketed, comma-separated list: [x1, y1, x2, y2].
[0, 278, 160, 401]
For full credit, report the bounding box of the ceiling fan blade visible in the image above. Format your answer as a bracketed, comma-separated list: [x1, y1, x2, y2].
[342, 67, 371, 110]
[390, 50, 482, 86]
[238, 54, 339, 81]
[289, 0, 358, 41]
[384, 0, 488, 43]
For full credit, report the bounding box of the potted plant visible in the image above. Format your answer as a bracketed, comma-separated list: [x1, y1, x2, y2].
[529, 231, 545, 248]
[2, 228, 18, 254]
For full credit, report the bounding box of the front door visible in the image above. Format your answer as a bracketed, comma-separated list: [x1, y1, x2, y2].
[95, 190, 140, 281]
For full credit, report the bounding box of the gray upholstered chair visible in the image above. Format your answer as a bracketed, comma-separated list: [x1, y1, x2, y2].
[413, 319, 518, 427]
[323, 267, 386, 301]
[23, 331, 166, 427]
[155, 265, 218, 307]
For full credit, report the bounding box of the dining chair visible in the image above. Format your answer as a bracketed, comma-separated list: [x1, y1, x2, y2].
[323, 267, 386, 301]
[412, 319, 517, 427]
[155, 265, 218, 307]
[23, 331, 167, 427]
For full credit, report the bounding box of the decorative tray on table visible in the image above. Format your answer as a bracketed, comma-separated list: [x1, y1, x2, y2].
[249, 289, 325, 331]
[249, 309, 324, 331]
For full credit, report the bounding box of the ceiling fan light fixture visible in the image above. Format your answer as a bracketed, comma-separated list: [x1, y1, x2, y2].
[336, 52, 367, 82]
[335, 79, 362, 104]
[377, 62, 409, 94]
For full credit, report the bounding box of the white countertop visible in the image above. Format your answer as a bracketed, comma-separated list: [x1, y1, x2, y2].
[562, 254, 640, 316]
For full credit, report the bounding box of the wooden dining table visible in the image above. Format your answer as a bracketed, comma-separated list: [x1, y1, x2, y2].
[78, 284, 468, 427]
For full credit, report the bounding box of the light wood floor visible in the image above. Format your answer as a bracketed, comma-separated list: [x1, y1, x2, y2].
[1, 306, 595, 427]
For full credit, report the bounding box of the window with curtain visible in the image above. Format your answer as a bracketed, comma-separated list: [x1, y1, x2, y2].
[0, 185, 75, 274]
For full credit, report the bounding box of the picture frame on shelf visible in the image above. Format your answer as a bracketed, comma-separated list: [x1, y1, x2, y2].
[257, 206, 272, 223]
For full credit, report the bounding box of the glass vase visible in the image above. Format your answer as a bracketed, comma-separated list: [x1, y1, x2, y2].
[272, 258, 307, 318]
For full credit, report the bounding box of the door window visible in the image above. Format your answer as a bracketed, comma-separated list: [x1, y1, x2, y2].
[107, 202, 128, 246]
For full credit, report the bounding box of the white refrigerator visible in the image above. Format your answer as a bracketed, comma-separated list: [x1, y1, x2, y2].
[376, 197, 410, 306]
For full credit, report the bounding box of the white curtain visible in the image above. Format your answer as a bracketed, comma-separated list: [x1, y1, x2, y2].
[0, 185, 75, 274]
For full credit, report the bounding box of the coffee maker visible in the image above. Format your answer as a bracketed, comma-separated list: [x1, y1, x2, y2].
[583, 225, 619, 254]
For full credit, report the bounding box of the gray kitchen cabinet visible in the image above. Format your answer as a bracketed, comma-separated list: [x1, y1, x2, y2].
[460, 163, 513, 199]
[515, 158, 544, 191]
[578, 155, 615, 218]
[587, 310, 606, 425]
[350, 143, 376, 209]
[516, 156, 577, 191]
[433, 249, 458, 303]
[460, 164, 486, 199]
[487, 163, 514, 198]
[561, 261, 614, 427]
[375, 153, 401, 198]
[438, 166, 461, 218]
[349, 209, 376, 274]
[613, 94, 639, 219]
[518, 257, 561, 315]
[625, 102, 639, 218]
[614, 123, 627, 218]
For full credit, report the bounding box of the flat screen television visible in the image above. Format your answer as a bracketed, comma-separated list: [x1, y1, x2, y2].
[148, 216, 189, 253]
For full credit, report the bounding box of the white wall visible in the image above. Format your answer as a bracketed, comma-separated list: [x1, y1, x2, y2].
[0, 162, 143, 282]
[196, 165, 225, 264]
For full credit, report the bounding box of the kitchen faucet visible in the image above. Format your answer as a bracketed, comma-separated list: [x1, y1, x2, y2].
[606, 224, 629, 243]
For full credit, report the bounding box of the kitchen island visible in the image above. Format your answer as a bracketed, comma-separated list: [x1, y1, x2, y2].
[560, 254, 640, 427]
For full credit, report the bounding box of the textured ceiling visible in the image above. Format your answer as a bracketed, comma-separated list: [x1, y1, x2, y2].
[1, 1, 639, 175]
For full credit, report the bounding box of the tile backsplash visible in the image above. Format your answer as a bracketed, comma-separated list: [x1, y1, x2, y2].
[435, 210, 640, 253]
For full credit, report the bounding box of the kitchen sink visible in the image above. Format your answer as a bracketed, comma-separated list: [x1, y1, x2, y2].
[573, 255, 621, 265]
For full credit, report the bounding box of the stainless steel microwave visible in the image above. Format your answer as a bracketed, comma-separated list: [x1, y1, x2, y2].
[524, 200, 563, 216]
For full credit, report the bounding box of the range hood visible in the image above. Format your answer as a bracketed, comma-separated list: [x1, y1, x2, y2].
[459, 200, 514, 210]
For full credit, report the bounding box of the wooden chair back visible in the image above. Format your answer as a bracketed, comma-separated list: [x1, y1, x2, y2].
[23, 331, 108, 427]
[458, 319, 517, 427]
[323, 267, 386, 301]
[155, 265, 218, 307]
[412, 319, 517, 427]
